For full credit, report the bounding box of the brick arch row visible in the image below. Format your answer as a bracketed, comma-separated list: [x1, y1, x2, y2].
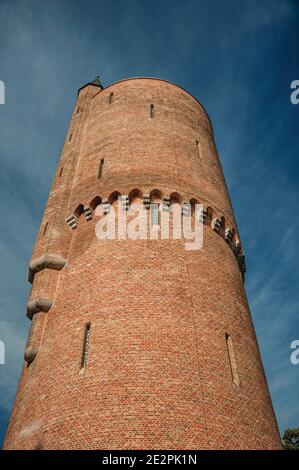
[66, 188, 246, 280]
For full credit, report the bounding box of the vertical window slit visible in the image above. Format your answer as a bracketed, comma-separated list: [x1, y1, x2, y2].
[59, 167, 63, 177]
[98, 158, 104, 179]
[225, 333, 240, 386]
[69, 133, 73, 142]
[81, 323, 91, 370]
[43, 222, 48, 236]
[196, 140, 201, 159]
[150, 104, 154, 118]
[151, 204, 160, 227]
[109, 92, 114, 104]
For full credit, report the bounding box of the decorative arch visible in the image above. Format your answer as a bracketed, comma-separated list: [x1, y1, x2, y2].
[169, 192, 183, 205]
[128, 188, 143, 204]
[189, 197, 199, 205]
[149, 189, 163, 203]
[189, 197, 199, 215]
[218, 216, 226, 238]
[108, 191, 122, 206]
[206, 206, 214, 225]
[74, 204, 84, 219]
[90, 196, 102, 210]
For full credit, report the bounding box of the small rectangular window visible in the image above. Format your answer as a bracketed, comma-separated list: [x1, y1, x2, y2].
[151, 204, 160, 226]
[109, 92, 114, 104]
[98, 159, 104, 179]
[150, 104, 154, 118]
[225, 333, 240, 386]
[81, 323, 91, 370]
[59, 167, 63, 177]
[69, 133, 73, 142]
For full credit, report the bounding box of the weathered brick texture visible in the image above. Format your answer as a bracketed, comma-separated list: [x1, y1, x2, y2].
[3, 78, 282, 449]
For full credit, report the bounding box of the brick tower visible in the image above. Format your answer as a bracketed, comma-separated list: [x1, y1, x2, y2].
[4, 77, 282, 449]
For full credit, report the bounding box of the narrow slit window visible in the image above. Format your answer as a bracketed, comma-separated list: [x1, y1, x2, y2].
[150, 104, 154, 118]
[69, 133, 73, 142]
[109, 92, 114, 104]
[43, 222, 48, 236]
[225, 333, 240, 386]
[81, 323, 91, 370]
[196, 140, 201, 159]
[151, 204, 160, 227]
[76, 106, 80, 114]
[98, 158, 104, 179]
[59, 167, 63, 177]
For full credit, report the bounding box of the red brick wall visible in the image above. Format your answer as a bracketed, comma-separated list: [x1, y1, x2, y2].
[3, 78, 282, 449]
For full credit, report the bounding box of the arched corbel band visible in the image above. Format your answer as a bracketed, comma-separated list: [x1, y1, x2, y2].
[65, 188, 246, 281]
[28, 254, 68, 283]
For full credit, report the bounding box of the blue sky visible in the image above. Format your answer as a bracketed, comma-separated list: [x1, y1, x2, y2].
[0, 0, 298, 445]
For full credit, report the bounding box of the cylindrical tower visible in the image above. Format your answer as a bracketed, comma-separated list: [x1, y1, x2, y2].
[4, 77, 281, 450]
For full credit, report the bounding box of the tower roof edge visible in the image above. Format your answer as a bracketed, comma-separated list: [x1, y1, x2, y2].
[77, 76, 103, 96]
